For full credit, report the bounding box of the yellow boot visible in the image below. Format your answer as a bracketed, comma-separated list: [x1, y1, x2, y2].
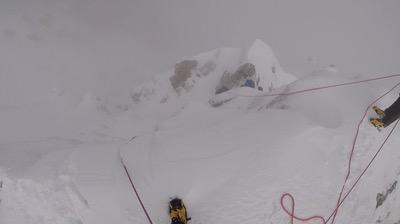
[373, 106, 385, 117]
[370, 117, 385, 128]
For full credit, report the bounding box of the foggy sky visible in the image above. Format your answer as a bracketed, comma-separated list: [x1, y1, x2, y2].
[1, 0, 400, 103]
[128, 0, 400, 77]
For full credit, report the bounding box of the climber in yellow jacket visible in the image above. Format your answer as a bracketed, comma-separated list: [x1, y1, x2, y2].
[169, 198, 191, 224]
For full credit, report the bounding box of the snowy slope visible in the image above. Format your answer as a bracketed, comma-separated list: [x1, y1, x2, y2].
[123, 68, 400, 224]
[1, 40, 400, 224]
[131, 40, 296, 106]
[247, 39, 297, 91]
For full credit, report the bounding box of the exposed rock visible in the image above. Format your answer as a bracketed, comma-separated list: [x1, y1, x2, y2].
[198, 61, 216, 77]
[130, 85, 155, 103]
[232, 62, 256, 81]
[131, 92, 141, 103]
[170, 60, 198, 92]
[215, 63, 256, 94]
[376, 181, 397, 209]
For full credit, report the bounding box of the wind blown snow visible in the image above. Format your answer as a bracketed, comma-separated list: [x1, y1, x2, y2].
[1, 39, 400, 224]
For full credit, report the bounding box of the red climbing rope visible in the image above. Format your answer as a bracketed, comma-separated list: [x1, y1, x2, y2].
[119, 136, 154, 224]
[281, 193, 327, 224]
[280, 79, 400, 224]
[121, 158, 154, 224]
[236, 73, 400, 97]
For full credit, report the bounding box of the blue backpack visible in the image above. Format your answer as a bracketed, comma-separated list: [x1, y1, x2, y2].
[243, 79, 255, 88]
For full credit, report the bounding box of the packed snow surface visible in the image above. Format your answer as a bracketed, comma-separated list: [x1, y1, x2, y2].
[1, 40, 400, 224]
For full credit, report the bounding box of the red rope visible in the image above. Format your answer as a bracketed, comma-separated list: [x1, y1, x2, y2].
[121, 156, 154, 224]
[119, 136, 154, 224]
[327, 120, 399, 223]
[280, 80, 400, 224]
[281, 193, 327, 224]
[236, 74, 400, 97]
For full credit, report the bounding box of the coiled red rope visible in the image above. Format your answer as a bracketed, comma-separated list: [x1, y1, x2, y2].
[280, 79, 400, 224]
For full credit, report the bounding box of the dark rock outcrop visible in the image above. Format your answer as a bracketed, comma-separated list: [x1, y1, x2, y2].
[215, 63, 256, 94]
[170, 60, 198, 91]
[376, 181, 397, 209]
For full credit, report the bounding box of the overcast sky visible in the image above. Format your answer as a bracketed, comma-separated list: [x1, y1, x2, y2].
[1, 0, 400, 102]
[127, 0, 400, 77]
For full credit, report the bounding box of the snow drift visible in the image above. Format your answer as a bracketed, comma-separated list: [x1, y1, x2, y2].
[131, 39, 296, 106]
[1, 39, 400, 224]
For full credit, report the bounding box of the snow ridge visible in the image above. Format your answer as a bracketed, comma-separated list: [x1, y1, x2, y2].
[131, 40, 297, 106]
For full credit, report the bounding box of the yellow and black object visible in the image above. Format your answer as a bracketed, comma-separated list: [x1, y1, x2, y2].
[169, 198, 190, 224]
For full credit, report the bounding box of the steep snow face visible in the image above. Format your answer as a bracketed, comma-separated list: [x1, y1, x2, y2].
[247, 39, 297, 92]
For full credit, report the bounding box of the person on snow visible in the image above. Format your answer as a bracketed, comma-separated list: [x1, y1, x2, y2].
[169, 198, 191, 224]
[370, 94, 400, 128]
[242, 79, 255, 88]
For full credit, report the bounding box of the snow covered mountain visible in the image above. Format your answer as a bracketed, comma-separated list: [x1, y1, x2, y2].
[1, 40, 400, 224]
[131, 39, 296, 106]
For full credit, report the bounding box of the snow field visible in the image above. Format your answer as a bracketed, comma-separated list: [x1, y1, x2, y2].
[1, 39, 400, 224]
